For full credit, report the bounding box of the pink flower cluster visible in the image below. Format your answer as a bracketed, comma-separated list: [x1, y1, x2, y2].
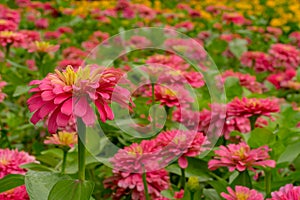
[268, 184, 300, 200]
[0, 148, 36, 200]
[221, 186, 264, 200]
[208, 142, 276, 172]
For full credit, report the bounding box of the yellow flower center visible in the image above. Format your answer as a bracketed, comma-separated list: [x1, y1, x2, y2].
[236, 192, 250, 200]
[55, 65, 78, 86]
[58, 131, 77, 146]
[0, 19, 8, 25]
[34, 41, 54, 52]
[163, 87, 177, 97]
[0, 31, 16, 37]
[234, 147, 246, 159]
[128, 145, 143, 157]
[0, 158, 8, 166]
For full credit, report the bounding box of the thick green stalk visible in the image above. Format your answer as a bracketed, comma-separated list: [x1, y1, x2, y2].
[61, 149, 68, 174]
[77, 118, 86, 181]
[142, 172, 150, 200]
[249, 115, 258, 130]
[180, 168, 186, 189]
[265, 170, 272, 197]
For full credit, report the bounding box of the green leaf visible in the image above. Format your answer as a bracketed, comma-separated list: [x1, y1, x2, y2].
[166, 158, 212, 181]
[278, 142, 300, 164]
[0, 174, 24, 193]
[224, 77, 243, 100]
[25, 171, 70, 200]
[247, 128, 275, 148]
[48, 180, 94, 200]
[229, 39, 248, 58]
[13, 85, 31, 97]
[231, 170, 252, 188]
[203, 188, 221, 200]
[20, 163, 55, 172]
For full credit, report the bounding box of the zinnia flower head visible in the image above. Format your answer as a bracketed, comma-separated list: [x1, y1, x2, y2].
[104, 169, 169, 200]
[28, 41, 59, 54]
[289, 31, 300, 48]
[154, 130, 206, 168]
[222, 12, 247, 25]
[146, 54, 190, 71]
[0, 185, 29, 200]
[220, 70, 263, 93]
[241, 51, 273, 72]
[151, 85, 194, 108]
[208, 142, 276, 172]
[27, 65, 131, 133]
[0, 75, 7, 102]
[44, 131, 77, 148]
[269, 43, 300, 69]
[267, 184, 300, 200]
[0, 148, 36, 178]
[227, 97, 280, 118]
[0, 31, 24, 47]
[0, 19, 18, 31]
[221, 186, 264, 200]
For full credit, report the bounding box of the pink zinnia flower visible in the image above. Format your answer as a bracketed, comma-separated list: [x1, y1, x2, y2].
[174, 21, 194, 31]
[266, 27, 282, 38]
[34, 18, 49, 29]
[146, 54, 190, 71]
[221, 186, 264, 200]
[44, 131, 77, 148]
[0, 19, 18, 31]
[44, 31, 61, 40]
[208, 142, 276, 172]
[241, 51, 273, 72]
[105, 139, 169, 200]
[154, 130, 206, 169]
[28, 41, 59, 54]
[104, 169, 169, 200]
[0, 75, 7, 102]
[0, 148, 36, 178]
[0, 185, 29, 200]
[267, 184, 300, 200]
[150, 85, 193, 108]
[0, 31, 24, 47]
[57, 59, 83, 70]
[220, 70, 263, 93]
[128, 35, 152, 49]
[20, 30, 40, 44]
[289, 31, 300, 48]
[269, 43, 300, 69]
[164, 38, 206, 62]
[222, 12, 247, 26]
[27, 65, 131, 133]
[266, 68, 296, 89]
[227, 97, 280, 118]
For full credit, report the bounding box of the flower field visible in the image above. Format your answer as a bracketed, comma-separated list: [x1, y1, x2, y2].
[0, 0, 300, 199]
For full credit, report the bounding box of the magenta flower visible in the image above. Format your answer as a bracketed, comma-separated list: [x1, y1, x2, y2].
[289, 31, 300, 48]
[0, 185, 29, 200]
[105, 140, 169, 200]
[0, 19, 18, 31]
[227, 97, 280, 118]
[104, 169, 169, 200]
[208, 142, 276, 172]
[222, 12, 247, 25]
[267, 184, 300, 200]
[220, 70, 263, 93]
[221, 186, 264, 200]
[27, 65, 131, 133]
[269, 43, 300, 69]
[0, 75, 7, 103]
[146, 54, 190, 71]
[154, 130, 206, 168]
[241, 51, 273, 72]
[0, 31, 25, 47]
[150, 85, 193, 108]
[0, 148, 36, 178]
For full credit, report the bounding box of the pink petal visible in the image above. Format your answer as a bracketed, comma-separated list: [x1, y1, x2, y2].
[61, 98, 73, 115]
[74, 97, 88, 117]
[82, 105, 96, 126]
[56, 112, 70, 127]
[178, 156, 188, 169]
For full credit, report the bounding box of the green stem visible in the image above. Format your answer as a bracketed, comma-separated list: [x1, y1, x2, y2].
[77, 118, 86, 181]
[265, 170, 272, 197]
[142, 172, 150, 200]
[249, 115, 258, 131]
[190, 191, 195, 200]
[180, 168, 186, 189]
[151, 83, 156, 132]
[5, 44, 11, 60]
[61, 149, 68, 174]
